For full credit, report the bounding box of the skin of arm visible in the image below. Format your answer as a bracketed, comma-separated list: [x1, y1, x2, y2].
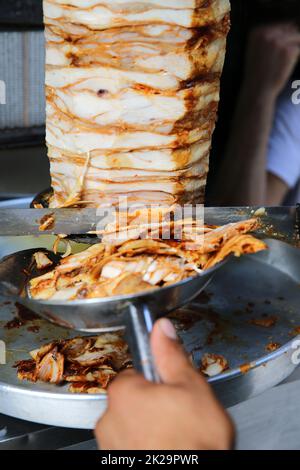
[95, 318, 235, 450]
[266, 173, 289, 206]
[213, 24, 300, 206]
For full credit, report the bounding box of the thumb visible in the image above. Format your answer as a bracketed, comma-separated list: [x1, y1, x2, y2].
[150, 318, 194, 385]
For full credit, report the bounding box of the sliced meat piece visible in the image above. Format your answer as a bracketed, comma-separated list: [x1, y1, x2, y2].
[93, 333, 129, 369]
[33, 252, 54, 270]
[45, 1, 230, 34]
[68, 350, 112, 367]
[68, 382, 106, 394]
[100, 256, 191, 286]
[16, 359, 37, 382]
[119, 359, 133, 371]
[16, 331, 131, 392]
[200, 353, 229, 377]
[67, 333, 129, 369]
[250, 316, 278, 328]
[30, 341, 60, 362]
[65, 365, 116, 388]
[200, 219, 260, 254]
[87, 366, 117, 387]
[29, 215, 266, 302]
[111, 273, 154, 296]
[88, 273, 153, 299]
[36, 347, 65, 384]
[204, 234, 267, 270]
[265, 342, 281, 352]
[117, 239, 177, 256]
[60, 336, 94, 359]
[29, 270, 57, 300]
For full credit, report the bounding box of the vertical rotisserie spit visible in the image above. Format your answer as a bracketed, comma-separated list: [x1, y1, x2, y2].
[44, 0, 231, 208]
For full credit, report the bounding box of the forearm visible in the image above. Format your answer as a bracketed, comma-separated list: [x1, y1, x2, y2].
[214, 82, 277, 206]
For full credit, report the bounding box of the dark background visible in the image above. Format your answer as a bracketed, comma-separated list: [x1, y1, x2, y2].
[0, 0, 43, 27]
[208, 0, 300, 195]
[0, 0, 300, 198]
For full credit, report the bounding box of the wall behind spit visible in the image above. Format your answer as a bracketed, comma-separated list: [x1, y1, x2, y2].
[0, 31, 45, 129]
[0, 146, 50, 199]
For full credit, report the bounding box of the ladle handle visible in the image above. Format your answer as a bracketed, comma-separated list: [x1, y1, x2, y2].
[125, 304, 160, 383]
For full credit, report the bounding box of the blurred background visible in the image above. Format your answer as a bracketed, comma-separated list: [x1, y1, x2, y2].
[0, 0, 299, 205]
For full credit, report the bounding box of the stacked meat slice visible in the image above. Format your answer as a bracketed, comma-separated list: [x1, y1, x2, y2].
[16, 333, 132, 393]
[44, 0, 231, 207]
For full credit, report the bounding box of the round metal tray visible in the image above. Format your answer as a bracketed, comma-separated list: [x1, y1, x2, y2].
[0, 242, 300, 428]
[0, 198, 300, 429]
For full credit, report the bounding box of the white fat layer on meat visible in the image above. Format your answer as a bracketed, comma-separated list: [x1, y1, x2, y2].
[46, 23, 193, 45]
[43, 0, 230, 206]
[51, 89, 187, 124]
[46, 38, 226, 79]
[46, 118, 212, 152]
[47, 1, 210, 8]
[50, 285, 84, 300]
[101, 256, 186, 285]
[44, 0, 230, 30]
[50, 158, 209, 182]
[203, 362, 224, 377]
[56, 244, 105, 270]
[52, 177, 205, 196]
[46, 66, 180, 92]
[49, 140, 211, 171]
[47, 85, 219, 126]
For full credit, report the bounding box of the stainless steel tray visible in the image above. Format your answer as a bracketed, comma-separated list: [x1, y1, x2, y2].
[1, 239, 300, 429]
[0, 198, 300, 429]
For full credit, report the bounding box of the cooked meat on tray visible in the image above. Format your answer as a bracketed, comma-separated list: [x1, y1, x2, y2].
[44, 0, 231, 207]
[16, 333, 132, 394]
[15, 332, 228, 391]
[29, 217, 266, 301]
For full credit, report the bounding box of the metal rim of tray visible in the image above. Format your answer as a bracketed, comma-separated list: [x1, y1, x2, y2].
[0, 338, 295, 397]
[0, 196, 299, 391]
[0, 337, 298, 430]
[30, 188, 53, 208]
[0, 197, 34, 209]
[1, 197, 300, 429]
[25, 261, 225, 308]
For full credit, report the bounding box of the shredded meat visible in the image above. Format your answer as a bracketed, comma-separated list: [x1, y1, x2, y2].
[29, 216, 267, 301]
[250, 316, 278, 328]
[200, 353, 229, 377]
[16, 332, 131, 393]
[265, 342, 281, 352]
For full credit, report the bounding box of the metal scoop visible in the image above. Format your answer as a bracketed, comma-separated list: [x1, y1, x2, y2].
[0, 248, 227, 382]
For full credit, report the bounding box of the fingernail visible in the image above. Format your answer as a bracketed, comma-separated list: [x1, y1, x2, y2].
[158, 318, 178, 340]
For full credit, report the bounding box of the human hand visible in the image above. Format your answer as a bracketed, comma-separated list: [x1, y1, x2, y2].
[95, 318, 235, 450]
[244, 23, 300, 98]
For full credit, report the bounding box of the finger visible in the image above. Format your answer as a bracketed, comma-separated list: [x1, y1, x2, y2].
[111, 368, 137, 381]
[281, 35, 300, 46]
[252, 27, 300, 45]
[107, 367, 147, 403]
[95, 411, 119, 450]
[150, 318, 196, 385]
[286, 45, 300, 63]
[266, 23, 300, 37]
[108, 368, 144, 390]
[274, 24, 300, 37]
